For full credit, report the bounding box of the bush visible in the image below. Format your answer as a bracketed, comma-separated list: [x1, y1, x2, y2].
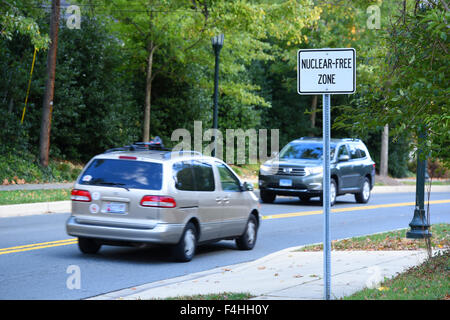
[0, 151, 83, 184]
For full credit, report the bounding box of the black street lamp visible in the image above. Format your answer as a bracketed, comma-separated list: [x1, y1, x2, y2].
[211, 33, 224, 157]
[406, 127, 432, 239]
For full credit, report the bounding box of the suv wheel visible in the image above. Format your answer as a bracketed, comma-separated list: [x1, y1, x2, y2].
[236, 215, 258, 250]
[355, 177, 371, 203]
[173, 222, 197, 262]
[320, 179, 337, 206]
[78, 237, 101, 254]
[260, 190, 276, 203]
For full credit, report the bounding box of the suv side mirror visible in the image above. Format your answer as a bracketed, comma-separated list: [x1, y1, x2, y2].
[241, 181, 254, 192]
[338, 155, 350, 162]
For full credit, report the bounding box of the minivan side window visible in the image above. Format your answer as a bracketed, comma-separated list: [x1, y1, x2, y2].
[192, 161, 215, 192]
[173, 161, 195, 191]
[216, 163, 241, 192]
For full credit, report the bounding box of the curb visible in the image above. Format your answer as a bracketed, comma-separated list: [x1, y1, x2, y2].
[88, 244, 308, 300]
[0, 201, 71, 218]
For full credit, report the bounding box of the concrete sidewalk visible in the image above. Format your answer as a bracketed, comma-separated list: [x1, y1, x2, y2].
[89, 248, 432, 300]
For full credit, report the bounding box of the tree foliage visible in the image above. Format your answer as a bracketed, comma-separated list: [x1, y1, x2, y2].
[0, 0, 447, 176]
[334, 0, 449, 169]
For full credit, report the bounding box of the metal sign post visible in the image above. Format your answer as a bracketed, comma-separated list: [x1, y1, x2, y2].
[297, 48, 356, 300]
[322, 93, 331, 300]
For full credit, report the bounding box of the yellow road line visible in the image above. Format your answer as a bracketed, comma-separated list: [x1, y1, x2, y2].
[0, 238, 77, 255]
[262, 199, 450, 220]
[1, 199, 449, 255]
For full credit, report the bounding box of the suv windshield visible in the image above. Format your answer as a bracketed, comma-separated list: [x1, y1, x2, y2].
[79, 159, 163, 190]
[279, 142, 335, 160]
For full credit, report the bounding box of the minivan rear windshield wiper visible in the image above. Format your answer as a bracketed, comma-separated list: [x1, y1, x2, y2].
[94, 182, 130, 191]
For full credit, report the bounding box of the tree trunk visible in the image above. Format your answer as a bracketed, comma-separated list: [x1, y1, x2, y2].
[380, 124, 389, 176]
[143, 42, 156, 142]
[8, 98, 13, 113]
[308, 95, 317, 137]
[310, 95, 317, 129]
[39, 0, 60, 167]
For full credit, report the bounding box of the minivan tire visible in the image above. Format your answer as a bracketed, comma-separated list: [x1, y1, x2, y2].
[236, 215, 258, 250]
[260, 190, 276, 203]
[355, 177, 371, 204]
[78, 237, 101, 254]
[173, 222, 197, 262]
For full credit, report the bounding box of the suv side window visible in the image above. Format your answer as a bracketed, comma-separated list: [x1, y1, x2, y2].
[348, 143, 361, 159]
[216, 162, 241, 192]
[337, 144, 349, 158]
[173, 161, 195, 191]
[356, 144, 367, 158]
[192, 161, 215, 192]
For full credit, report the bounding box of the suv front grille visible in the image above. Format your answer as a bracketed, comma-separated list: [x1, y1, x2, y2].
[276, 167, 306, 176]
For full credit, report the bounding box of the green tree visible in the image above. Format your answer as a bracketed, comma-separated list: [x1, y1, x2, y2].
[88, 0, 321, 142]
[334, 0, 449, 169]
[0, 0, 50, 49]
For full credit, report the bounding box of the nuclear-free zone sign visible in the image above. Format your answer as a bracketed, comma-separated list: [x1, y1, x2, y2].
[297, 48, 356, 95]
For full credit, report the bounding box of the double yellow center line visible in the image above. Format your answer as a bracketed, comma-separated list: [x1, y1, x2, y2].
[0, 199, 449, 255]
[0, 238, 78, 256]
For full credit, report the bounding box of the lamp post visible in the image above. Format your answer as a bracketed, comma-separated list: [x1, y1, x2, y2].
[406, 126, 432, 239]
[211, 34, 224, 157]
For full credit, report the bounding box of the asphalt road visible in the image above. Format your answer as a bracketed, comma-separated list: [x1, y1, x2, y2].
[0, 191, 449, 300]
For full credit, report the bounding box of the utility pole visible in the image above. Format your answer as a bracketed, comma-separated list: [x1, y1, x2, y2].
[39, 0, 60, 167]
[380, 124, 389, 176]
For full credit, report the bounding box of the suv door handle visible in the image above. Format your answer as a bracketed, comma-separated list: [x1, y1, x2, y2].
[223, 196, 230, 204]
[215, 197, 222, 204]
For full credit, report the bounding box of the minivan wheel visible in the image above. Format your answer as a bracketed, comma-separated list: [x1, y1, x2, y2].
[355, 177, 371, 204]
[236, 215, 258, 250]
[260, 190, 276, 203]
[173, 222, 197, 262]
[78, 237, 101, 254]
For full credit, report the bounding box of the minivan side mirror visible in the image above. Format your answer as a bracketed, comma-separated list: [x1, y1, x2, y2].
[241, 181, 254, 192]
[338, 155, 350, 162]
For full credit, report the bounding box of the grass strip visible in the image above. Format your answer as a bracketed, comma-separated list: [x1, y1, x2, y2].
[164, 292, 254, 300]
[344, 250, 449, 300]
[298, 223, 449, 252]
[0, 189, 71, 205]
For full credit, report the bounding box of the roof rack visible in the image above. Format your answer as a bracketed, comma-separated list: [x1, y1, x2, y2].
[162, 150, 203, 159]
[342, 138, 361, 142]
[104, 136, 169, 153]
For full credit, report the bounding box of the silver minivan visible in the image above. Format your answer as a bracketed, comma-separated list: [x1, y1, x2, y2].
[66, 148, 260, 262]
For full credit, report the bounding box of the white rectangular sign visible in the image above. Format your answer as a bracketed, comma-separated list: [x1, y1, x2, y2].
[297, 48, 356, 94]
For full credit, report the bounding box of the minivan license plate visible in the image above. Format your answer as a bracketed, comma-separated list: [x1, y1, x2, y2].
[279, 179, 292, 187]
[102, 202, 126, 214]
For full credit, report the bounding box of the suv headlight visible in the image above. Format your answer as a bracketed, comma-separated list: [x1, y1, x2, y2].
[260, 164, 274, 175]
[305, 166, 323, 176]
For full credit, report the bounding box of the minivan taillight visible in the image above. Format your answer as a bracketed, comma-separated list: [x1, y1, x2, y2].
[140, 195, 176, 208]
[71, 189, 92, 202]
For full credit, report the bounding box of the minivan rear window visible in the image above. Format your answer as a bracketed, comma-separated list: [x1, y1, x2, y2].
[79, 159, 163, 190]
